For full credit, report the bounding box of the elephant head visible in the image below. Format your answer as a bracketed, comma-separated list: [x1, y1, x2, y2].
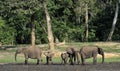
[66, 47, 80, 65]
[44, 51, 54, 64]
[61, 52, 69, 64]
[15, 48, 23, 61]
[98, 47, 104, 63]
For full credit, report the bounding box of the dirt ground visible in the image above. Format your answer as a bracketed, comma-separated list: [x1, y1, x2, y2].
[0, 62, 120, 71]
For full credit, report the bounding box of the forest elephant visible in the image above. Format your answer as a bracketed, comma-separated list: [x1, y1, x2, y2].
[66, 47, 80, 65]
[80, 46, 104, 65]
[44, 51, 54, 64]
[15, 46, 42, 65]
[61, 52, 69, 64]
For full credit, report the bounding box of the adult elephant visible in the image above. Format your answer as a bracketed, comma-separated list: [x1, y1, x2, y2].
[80, 46, 104, 65]
[66, 47, 80, 65]
[15, 46, 42, 65]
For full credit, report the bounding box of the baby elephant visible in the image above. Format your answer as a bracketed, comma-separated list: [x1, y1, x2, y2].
[15, 46, 42, 65]
[61, 52, 69, 64]
[44, 51, 54, 64]
[80, 46, 104, 65]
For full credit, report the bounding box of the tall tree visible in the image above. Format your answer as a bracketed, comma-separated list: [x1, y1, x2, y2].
[31, 14, 35, 47]
[42, 0, 55, 50]
[107, 1, 119, 41]
[85, 3, 89, 42]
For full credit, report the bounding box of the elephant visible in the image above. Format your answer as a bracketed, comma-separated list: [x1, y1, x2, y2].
[80, 46, 104, 65]
[61, 52, 69, 64]
[66, 47, 80, 65]
[44, 51, 54, 64]
[15, 46, 42, 65]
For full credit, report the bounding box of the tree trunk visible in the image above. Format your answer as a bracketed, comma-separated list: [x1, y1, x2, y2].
[107, 3, 119, 41]
[85, 3, 89, 42]
[31, 14, 35, 47]
[43, 1, 54, 50]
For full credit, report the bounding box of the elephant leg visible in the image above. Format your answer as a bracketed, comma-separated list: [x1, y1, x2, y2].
[81, 58, 85, 65]
[76, 52, 80, 64]
[62, 59, 65, 64]
[74, 52, 79, 64]
[64, 58, 68, 64]
[24, 54, 29, 65]
[25, 59, 28, 65]
[93, 52, 97, 64]
[49, 57, 53, 64]
[81, 54, 85, 65]
[46, 57, 49, 64]
[37, 59, 39, 65]
[69, 54, 73, 65]
[24, 56, 28, 65]
[61, 59, 64, 64]
[93, 56, 97, 64]
[73, 55, 76, 64]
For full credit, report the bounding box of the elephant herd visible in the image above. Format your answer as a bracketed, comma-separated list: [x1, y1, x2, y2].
[15, 46, 104, 65]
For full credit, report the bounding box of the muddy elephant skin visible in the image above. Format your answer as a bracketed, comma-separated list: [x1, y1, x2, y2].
[66, 47, 80, 65]
[80, 46, 104, 65]
[61, 52, 69, 64]
[15, 46, 42, 65]
[44, 51, 54, 64]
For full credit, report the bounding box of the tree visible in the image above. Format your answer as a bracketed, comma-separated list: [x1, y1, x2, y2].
[107, 1, 119, 41]
[31, 14, 35, 47]
[0, 0, 41, 46]
[85, 2, 89, 42]
[42, 0, 55, 50]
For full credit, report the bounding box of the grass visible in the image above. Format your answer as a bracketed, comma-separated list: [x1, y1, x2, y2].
[0, 42, 120, 63]
[0, 53, 120, 64]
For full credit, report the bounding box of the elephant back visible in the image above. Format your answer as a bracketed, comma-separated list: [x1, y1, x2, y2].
[27, 46, 42, 58]
[66, 47, 78, 54]
[80, 46, 97, 52]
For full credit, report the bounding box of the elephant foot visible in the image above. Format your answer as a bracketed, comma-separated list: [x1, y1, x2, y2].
[36, 60, 39, 65]
[93, 61, 97, 65]
[93, 63, 96, 65]
[46, 62, 49, 65]
[24, 61, 28, 65]
[78, 61, 80, 64]
[36, 63, 39, 65]
[70, 63, 74, 65]
[24, 63, 28, 65]
[82, 63, 85, 65]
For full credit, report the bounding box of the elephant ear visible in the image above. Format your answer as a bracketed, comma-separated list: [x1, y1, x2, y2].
[98, 47, 103, 54]
[66, 47, 73, 54]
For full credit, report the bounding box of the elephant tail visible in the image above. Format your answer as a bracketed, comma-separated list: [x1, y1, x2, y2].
[15, 52, 18, 61]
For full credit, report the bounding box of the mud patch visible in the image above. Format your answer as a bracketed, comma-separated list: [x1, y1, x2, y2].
[0, 62, 120, 71]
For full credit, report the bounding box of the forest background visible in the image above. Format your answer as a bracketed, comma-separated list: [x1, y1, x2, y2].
[0, 0, 120, 50]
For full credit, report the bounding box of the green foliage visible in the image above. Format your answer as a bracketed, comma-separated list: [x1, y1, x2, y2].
[0, 17, 15, 45]
[0, 0, 120, 45]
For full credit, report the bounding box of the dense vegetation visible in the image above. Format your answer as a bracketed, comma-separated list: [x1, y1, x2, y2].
[0, 0, 120, 45]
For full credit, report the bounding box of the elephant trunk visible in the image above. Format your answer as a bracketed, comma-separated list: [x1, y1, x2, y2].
[15, 52, 18, 61]
[98, 47, 104, 63]
[102, 52, 104, 63]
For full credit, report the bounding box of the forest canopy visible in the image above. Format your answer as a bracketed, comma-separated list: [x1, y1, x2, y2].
[0, 0, 120, 45]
